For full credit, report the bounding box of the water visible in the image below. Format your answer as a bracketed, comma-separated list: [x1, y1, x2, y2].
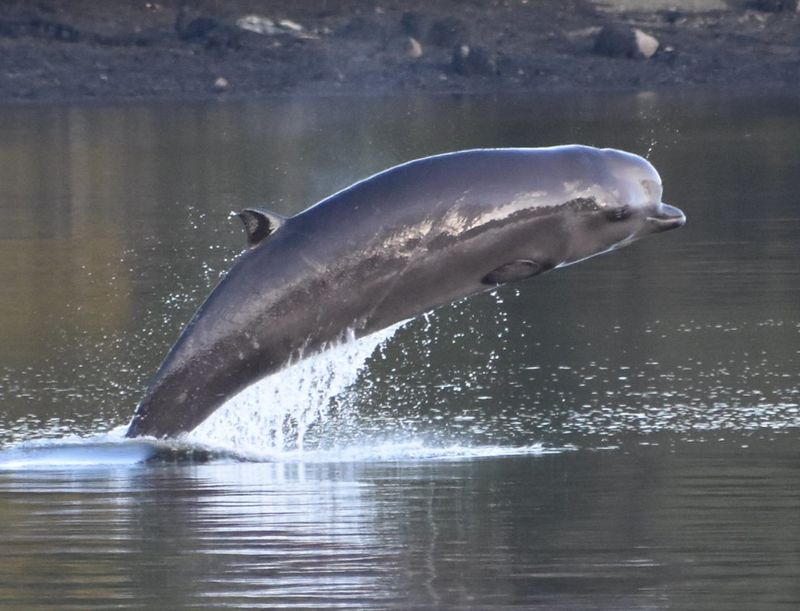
[0, 92, 799, 608]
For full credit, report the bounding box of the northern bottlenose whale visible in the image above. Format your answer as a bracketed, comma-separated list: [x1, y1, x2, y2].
[126, 146, 685, 438]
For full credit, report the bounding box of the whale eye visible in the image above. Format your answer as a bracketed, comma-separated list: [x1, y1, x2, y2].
[605, 205, 632, 222]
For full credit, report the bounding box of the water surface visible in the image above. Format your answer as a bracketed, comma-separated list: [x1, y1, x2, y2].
[0, 93, 798, 608]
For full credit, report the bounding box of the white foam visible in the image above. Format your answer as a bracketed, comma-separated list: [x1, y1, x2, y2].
[187, 327, 399, 454]
[0, 435, 157, 470]
[0, 321, 570, 467]
[229, 440, 572, 463]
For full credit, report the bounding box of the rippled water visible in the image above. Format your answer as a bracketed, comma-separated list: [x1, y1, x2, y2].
[0, 92, 799, 608]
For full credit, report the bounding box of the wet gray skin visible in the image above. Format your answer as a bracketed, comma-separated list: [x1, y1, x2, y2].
[125, 145, 686, 438]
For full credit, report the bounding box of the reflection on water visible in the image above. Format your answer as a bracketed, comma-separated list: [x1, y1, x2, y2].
[1, 437, 799, 609]
[0, 92, 799, 608]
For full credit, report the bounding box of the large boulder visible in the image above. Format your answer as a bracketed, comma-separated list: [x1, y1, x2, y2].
[593, 25, 659, 59]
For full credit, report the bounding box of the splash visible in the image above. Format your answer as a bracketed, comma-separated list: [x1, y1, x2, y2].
[186, 326, 401, 455]
[0, 435, 157, 469]
[0, 314, 563, 468]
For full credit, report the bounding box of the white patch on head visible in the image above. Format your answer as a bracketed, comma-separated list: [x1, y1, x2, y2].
[641, 178, 663, 204]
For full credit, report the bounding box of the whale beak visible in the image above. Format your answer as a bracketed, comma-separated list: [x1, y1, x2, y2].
[647, 203, 686, 233]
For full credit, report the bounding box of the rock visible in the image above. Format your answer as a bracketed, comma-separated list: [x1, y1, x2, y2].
[428, 17, 467, 47]
[452, 45, 496, 76]
[660, 8, 687, 24]
[176, 14, 217, 41]
[212, 76, 229, 92]
[634, 29, 659, 58]
[175, 10, 241, 50]
[593, 25, 659, 59]
[406, 37, 423, 59]
[236, 15, 279, 35]
[745, 0, 798, 11]
[236, 15, 313, 39]
[278, 19, 304, 33]
[594, 26, 634, 58]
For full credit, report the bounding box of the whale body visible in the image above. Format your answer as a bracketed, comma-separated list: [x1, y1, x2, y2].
[125, 146, 685, 438]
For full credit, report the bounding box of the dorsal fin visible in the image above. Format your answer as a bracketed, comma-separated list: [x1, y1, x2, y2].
[236, 208, 286, 247]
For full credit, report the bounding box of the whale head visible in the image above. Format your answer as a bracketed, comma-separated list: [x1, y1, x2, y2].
[559, 148, 685, 267]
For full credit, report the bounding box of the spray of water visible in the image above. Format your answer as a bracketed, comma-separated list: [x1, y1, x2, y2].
[187, 326, 401, 458]
[0, 300, 565, 467]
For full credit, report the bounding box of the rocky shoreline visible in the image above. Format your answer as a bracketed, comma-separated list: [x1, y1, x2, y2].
[0, 0, 798, 104]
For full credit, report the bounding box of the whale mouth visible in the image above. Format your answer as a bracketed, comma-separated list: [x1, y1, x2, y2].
[647, 203, 686, 232]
